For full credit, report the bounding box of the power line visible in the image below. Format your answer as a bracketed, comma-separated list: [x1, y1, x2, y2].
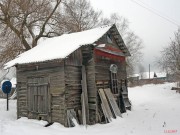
[137, 0, 180, 25]
[129, 0, 180, 27]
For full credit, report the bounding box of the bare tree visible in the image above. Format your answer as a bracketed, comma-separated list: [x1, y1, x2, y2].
[0, 0, 143, 73]
[125, 31, 143, 75]
[101, 13, 144, 75]
[101, 13, 129, 36]
[0, 0, 103, 66]
[157, 28, 180, 78]
[56, 0, 102, 33]
[0, 33, 23, 67]
[0, 0, 62, 66]
[138, 63, 145, 79]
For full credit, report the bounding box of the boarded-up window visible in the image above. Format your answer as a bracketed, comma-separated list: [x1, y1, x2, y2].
[28, 77, 49, 114]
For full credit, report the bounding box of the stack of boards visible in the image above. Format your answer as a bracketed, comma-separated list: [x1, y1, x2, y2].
[98, 88, 122, 123]
[67, 88, 123, 127]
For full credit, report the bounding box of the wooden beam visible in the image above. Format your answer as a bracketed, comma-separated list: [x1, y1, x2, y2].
[81, 93, 86, 126]
[81, 65, 89, 125]
[171, 87, 180, 90]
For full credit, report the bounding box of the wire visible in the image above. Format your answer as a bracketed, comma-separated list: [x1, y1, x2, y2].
[129, 0, 180, 27]
[137, 0, 179, 24]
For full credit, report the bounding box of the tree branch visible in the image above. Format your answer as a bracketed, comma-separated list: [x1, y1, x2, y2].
[35, 0, 62, 45]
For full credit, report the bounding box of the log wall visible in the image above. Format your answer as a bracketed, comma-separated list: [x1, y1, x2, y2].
[16, 60, 66, 125]
[64, 49, 83, 126]
[16, 43, 128, 126]
[94, 54, 127, 122]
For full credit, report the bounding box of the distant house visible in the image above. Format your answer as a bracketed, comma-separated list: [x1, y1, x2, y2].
[128, 72, 167, 86]
[4, 24, 131, 126]
[128, 74, 139, 86]
[140, 72, 167, 81]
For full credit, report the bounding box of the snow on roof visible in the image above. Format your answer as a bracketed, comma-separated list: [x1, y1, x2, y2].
[156, 72, 167, 78]
[140, 72, 155, 79]
[129, 74, 139, 78]
[4, 25, 113, 69]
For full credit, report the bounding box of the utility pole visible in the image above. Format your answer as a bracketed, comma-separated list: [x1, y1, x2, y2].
[149, 64, 150, 79]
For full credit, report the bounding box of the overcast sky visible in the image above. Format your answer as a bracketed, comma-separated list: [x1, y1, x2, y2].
[90, 0, 180, 73]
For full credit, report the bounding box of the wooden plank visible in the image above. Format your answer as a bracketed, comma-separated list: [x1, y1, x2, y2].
[171, 87, 180, 91]
[123, 98, 131, 108]
[28, 83, 48, 87]
[104, 89, 122, 117]
[89, 104, 96, 110]
[81, 92, 86, 126]
[121, 82, 131, 109]
[81, 65, 89, 124]
[67, 109, 78, 127]
[98, 89, 113, 121]
[101, 103, 109, 123]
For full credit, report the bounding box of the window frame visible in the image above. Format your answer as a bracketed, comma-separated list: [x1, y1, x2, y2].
[110, 64, 119, 94]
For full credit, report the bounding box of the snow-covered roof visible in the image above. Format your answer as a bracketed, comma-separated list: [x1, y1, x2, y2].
[139, 72, 167, 79]
[156, 72, 167, 78]
[128, 74, 139, 78]
[140, 72, 155, 79]
[5, 25, 121, 69]
[129, 72, 167, 79]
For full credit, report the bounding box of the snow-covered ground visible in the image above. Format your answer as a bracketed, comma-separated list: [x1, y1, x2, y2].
[0, 83, 180, 135]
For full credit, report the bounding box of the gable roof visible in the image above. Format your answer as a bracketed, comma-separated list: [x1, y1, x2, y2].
[4, 24, 130, 69]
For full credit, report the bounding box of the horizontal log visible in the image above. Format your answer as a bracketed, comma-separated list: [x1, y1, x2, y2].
[171, 87, 180, 90]
[89, 104, 96, 110]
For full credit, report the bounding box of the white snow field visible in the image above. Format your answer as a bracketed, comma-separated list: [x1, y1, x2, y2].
[0, 83, 180, 135]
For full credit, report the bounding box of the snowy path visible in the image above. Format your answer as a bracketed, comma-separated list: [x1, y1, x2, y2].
[127, 83, 180, 134]
[0, 83, 180, 135]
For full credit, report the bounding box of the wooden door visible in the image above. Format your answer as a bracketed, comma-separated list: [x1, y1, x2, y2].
[27, 77, 49, 114]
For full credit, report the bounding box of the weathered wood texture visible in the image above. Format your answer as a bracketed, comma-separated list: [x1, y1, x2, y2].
[98, 89, 113, 122]
[64, 65, 82, 109]
[82, 46, 99, 124]
[81, 44, 128, 124]
[15, 28, 130, 126]
[94, 55, 127, 96]
[171, 87, 180, 91]
[16, 48, 83, 126]
[93, 48, 127, 122]
[96, 25, 130, 56]
[64, 48, 83, 126]
[81, 66, 89, 125]
[104, 89, 122, 117]
[95, 55, 127, 82]
[16, 60, 66, 124]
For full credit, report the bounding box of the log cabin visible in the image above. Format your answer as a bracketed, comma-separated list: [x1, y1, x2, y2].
[4, 24, 131, 127]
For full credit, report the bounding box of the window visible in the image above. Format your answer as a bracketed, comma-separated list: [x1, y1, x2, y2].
[28, 77, 49, 114]
[110, 64, 118, 94]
